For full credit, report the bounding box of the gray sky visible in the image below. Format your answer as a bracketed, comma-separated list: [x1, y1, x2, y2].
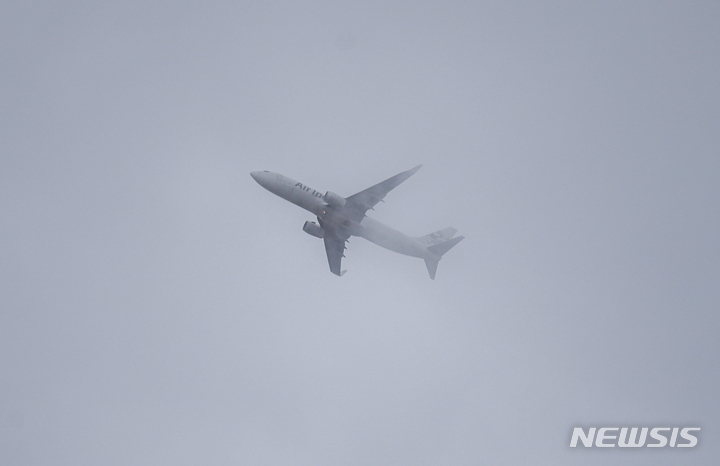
[2, 1, 719, 464]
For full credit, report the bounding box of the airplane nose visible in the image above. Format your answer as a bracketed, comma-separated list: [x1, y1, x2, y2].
[251, 171, 272, 189]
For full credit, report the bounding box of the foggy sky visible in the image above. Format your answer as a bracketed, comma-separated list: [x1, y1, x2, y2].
[2, 1, 719, 465]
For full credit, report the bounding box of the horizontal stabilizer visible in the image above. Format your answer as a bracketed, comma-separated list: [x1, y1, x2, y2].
[423, 235, 464, 279]
[415, 227, 457, 246]
[427, 235, 465, 258]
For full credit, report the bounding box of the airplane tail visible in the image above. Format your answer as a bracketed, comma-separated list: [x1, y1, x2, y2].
[415, 227, 457, 246]
[421, 230, 464, 280]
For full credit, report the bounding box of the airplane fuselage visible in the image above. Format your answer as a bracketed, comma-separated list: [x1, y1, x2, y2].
[251, 171, 432, 260]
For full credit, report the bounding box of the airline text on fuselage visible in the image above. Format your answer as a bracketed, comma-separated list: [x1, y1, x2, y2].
[295, 182, 323, 198]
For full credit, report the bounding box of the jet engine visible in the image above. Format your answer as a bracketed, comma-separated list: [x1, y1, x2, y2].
[323, 191, 346, 208]
[302, 220, 325, 238]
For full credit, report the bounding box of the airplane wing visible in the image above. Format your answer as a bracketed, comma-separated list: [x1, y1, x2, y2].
[323, 234, 347, 276]
[344, 165, 422, 221]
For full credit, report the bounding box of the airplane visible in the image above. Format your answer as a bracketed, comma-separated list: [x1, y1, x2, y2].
[250, 165, 464, 279]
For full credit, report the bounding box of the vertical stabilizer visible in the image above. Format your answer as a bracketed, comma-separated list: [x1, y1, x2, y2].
[423, 234, 465, 279]
[424, 258, 439, 280]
